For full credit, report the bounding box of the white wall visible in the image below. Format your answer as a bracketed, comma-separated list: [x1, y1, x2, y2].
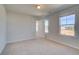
[0, 5, 7, 54]
[7, 12, 36, 43]
[47, 5, 79, 49]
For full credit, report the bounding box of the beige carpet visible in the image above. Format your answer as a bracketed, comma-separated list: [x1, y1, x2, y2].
[1, 38, 79, 55]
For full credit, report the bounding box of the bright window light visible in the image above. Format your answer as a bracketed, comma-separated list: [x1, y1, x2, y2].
[45, 20, 49, 33]
[36, 20, 39, 32]
[59, 14, 75, 36]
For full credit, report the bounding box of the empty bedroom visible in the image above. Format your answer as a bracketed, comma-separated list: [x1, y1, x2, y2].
[0, 4, 79, 55]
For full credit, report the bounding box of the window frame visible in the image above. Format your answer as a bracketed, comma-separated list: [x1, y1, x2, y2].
[59, 14, 75, 36]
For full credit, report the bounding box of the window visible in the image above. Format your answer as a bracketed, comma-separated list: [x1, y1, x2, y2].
[59, 14, 75, 36]
[36, 20, 39, 32]
[45, 20, 49, 33]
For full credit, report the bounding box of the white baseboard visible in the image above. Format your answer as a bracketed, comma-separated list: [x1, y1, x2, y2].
[7, 37, 35, 44]
[0, 42, 6, 54]
[47, 36, 79, 50]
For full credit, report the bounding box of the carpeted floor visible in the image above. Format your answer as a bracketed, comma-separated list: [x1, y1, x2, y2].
[1, 38, 79, 55]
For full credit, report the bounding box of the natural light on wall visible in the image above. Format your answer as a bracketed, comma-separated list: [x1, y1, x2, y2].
[59, 14, 75, 36]
[45, 20, 49, 33]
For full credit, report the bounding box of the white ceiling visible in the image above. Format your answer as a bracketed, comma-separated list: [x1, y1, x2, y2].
[4, 4, 75, 17]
